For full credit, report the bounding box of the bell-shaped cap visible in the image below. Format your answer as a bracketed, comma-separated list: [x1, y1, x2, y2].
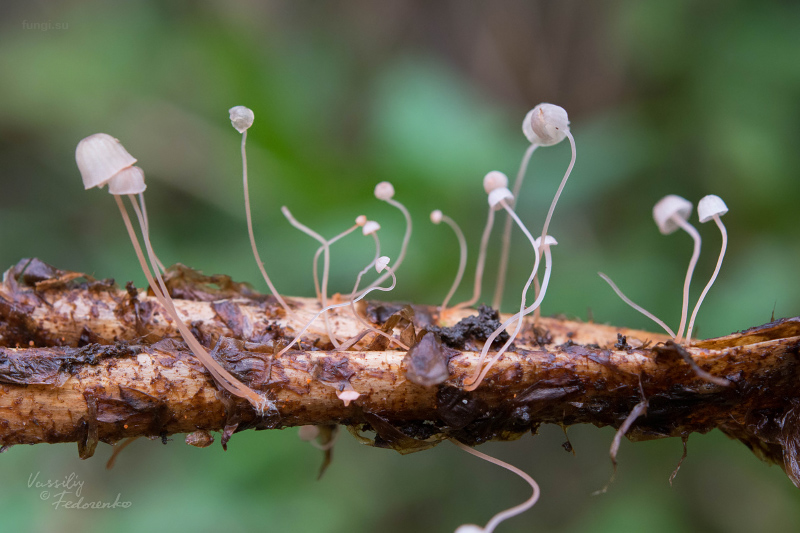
[483, 170, 508, 194]
[375, 256, 391, 273]
[534, 235, 558, 248]
[108, 166, 146, 195]
[454, 525, 485, 533]
[523, 103, 569, 146]
[76, 133, 137, 190]
[374, 181, 395, 201]
[297, 425, 320, 442]
[488, 187, 514, 210]
[336, 389, 360, 406]
[698, 194, 728, 223]
[362, 220, 381, 235]
[653, 194, 693, 235]
[229, 106, 254, 133]
[430, 210, 443, 224]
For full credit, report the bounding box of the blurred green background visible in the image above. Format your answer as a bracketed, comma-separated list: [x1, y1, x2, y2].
[1, 1, 799, 532]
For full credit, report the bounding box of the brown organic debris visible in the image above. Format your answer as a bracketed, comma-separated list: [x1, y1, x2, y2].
[1, 260, 799, 488]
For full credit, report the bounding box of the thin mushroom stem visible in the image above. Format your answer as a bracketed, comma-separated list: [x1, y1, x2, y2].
[451, 439, 540, 533]
[464, 200, 541, 390]
[468, 243, 551, 392]
[493, 143, 538, 311]
[452, 207, 496, 311]
[137, 198, 166, 274]
[312, 223, 360, 301]
[367, 197, 411, 290]
[686, 214, 727, 343]
[115, 195, 264, 408]
[531, 130, 577, 320]
[277, 256, 398, 357]
[540, 130, 577, 241]
[239, 130, 295, 320]
[673, 216, 702, 344]
[281, 206, 340, 348]
[437, 213, 468, 314]
[598, 272, 676, 338]
[130, 195, 265, 405]
[348, 233, 409, 350]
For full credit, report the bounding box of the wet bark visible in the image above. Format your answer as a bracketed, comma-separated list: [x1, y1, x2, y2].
[1, 258, 799, 488]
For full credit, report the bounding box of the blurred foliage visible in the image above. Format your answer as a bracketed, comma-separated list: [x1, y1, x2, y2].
[1, 1, 799, 532]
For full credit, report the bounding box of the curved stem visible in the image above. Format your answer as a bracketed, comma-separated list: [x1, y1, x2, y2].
[239, 131, 294, 320]
[137, 197, 166, 274]
[598, 272, 676, 338]
[117, 195, 264, 409]
[686, 215, 727, 343]
[451, 439, 540, 533]
[539, 130, 576, 241]
[367, 197, 411, 290]
[452, 207, 495, 311]
[674, 217, 702, 344]
[348, 234, 409, 350]
[464, 201, 541, 390]
[281, 206, 339, 348]
[493, 143, 537, 311]
[438, 213, 468, 314]
[277, 257, 397, 357]
[312, 223, 359, 301]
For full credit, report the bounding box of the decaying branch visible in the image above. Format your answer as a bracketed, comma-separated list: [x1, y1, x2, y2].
[1, 259, 799, 487]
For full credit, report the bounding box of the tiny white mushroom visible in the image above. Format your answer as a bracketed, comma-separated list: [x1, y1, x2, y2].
[75, 133, 137, 190]
[362, 220, 381, 235]
[368, 181, 412, 290]
[229, 106, 294, 319]
[375, 255, 390, 273]
[452, 171, 509, 312]
[430, 209, 468, 315]
[336, 389, 360, 407]
[652, 194, 702, 343]
[107, 166, 146, 195]
[228, 105, 254, 133]
[686, 194, 729, 342]
[495, 103, 575, 310]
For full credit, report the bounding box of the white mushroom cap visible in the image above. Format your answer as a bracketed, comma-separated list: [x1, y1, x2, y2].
[483, 170, 509, 194]
[107, 166, 146, 195]
[430, 209, 443, 224]
[297, 425, 320, 442]
[76, 133, 137, 190]
[534, 235, 558, 248]
[653, 194, 693, 235]
[355, 215, 367, 226]
[229, 106, 254, 133]
[454, 525, 484, 533]
[487, 187, 514, 210]
[374, 181, 395, 201]
[698, 195, 728, 223]
[336, 389, 360, 406]
[522, 103, 569, 146]
[375, 256, 391, 273]
[362, 220, 381, 235]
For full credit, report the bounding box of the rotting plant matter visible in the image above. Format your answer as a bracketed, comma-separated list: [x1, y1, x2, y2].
[2, 103, 796, 531]
[1, 262, 800, 482]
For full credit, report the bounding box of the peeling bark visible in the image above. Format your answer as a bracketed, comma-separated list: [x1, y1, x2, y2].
[1, 259, 799, 488]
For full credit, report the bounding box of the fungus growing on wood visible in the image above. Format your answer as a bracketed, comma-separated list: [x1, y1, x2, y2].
[76, 133, 267, 410]
[494, 103, 575, 311]
[228, 106, 294, 319]
[430, 209, 467, 316]
[686, 194, 729, 343]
